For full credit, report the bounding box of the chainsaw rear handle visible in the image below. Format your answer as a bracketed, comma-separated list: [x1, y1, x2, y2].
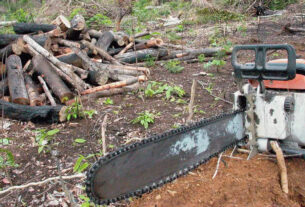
[232, 44, 296, 81]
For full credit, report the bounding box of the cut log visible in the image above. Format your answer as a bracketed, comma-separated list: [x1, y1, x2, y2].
[56, 52, 82, 67]
[81, 75, 147, 95]
[13, 23, 57, 34]
[81, 40, 122, 65]
[23, 35, 89, 91]
[0, 62, 6, 77]
[72, 47, 109, 85]
[96, 31, 114, 51]
[0, 99, 66, 123]
[0, 34, 21, 48]
[6, 55, 29, 105]
[51, 15, 71, 32]
[101, 64, 150, 75]
[115, 42, 134, 57]
[66, 14, 86, 40]
[24, 73, 43, 106]
[0, 21, 17, 27]
[54, 38, 81, 48]
[37, 76, 56, 106]
[87, 29, 103, 39]
[33, 55, 74, 103]
[0, 78, 8, 98]
[116, 48, 168, 63]
[134, 38, 163, 50]
[134, 31, 150, 38]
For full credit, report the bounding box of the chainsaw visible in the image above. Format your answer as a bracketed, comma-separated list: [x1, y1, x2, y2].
[86, 44, 305, 205]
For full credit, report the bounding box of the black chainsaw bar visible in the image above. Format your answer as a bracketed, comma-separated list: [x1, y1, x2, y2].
[86, 110, 245, 205]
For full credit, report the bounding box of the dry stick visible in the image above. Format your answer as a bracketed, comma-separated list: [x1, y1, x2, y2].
[101, 114, 108, 155]
[81, 40, 122, 65]
[212, 152, 223, 179]
[81, 75, 147, 95]
[270, 141, 289, 194]
[187, 79, 197, 123]
[197, 80, 233, 105]
[0, 173, 85, 195]
[0, 21, 17, 26]
[53, 38, 81, 48]
[115, 42, 134, 57]
[37, 76, 56, 106]
[23, 35, 88, 91]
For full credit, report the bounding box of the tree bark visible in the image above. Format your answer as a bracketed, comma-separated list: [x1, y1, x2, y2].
[24, 73, 43, 106]
[13, 23, 57, 34]
[6, 55, 29, 105]
[66, 14, 86, 40]
[23, 35, 89, 91]
[0, 78, 8, 98]
[0, 34, 21, 48]
[0, 62, 6, 77]
[116, 48, 168, 63]
[134, 38, 163, 50]
[56, 52, 83, 67]
[96, 31, 114, 51]
[87, 29, 103, 39]
[0, 99, 66, 123]
[32, 55, 74, 103]
[37, 75, 56, 106]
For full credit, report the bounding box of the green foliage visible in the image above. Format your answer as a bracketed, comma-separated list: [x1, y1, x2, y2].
[176, 25, 185, 32]
[65, 99, 96, 121]
[0, 138, 10, 145]
[11, 8, 34, 22]
[35, 129, 60, 154]
[132, 111, 159, 129]
[165, 60, 184, 73]
[86, 13, 112, 27]
[198, 54, 206, 63]
[74, 138, 87, 144]
[237, 23, 247, 37]
[0, 149, 18, 169]
[144, 81, 185, 101]
[196, 8, 244, 24]
[103, 98, 114, 105]
[145, 55, 156, 67]
[73, 155, 89, 173]
[69, 8, 86, 20]
[268, 0, 297, 10]
[166, 31, 182, 41]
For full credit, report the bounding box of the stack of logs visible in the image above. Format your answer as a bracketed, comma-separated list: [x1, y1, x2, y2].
[0, 15, 225, 123]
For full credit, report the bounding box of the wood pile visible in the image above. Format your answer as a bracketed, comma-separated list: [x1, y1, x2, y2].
[0, 15, 225, 123]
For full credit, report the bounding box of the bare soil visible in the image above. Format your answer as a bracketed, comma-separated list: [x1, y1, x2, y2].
[0, 2, 305, 206]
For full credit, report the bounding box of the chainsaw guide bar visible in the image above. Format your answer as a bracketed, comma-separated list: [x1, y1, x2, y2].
[86, 110, 246, 205]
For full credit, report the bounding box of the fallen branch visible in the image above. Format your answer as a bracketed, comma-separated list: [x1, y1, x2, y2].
[0, 173, 85, 195]
[270, 141, 288, 194]
[81, 75, 147, 95]
[101, 114, 108, 155]
[0, 21, 17, 27]
[115, 42, 134, 57]
[38, 76, 56, 106]
[212, 152, 223, 179]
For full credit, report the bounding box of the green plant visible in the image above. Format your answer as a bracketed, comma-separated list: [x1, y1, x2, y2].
[176, 25, 185, 32]
[35, 129, 60, 154]
[12, 8, 34, 22]
[268, 0, 297, 10]
[165, 60, 184, 73]
[196, 8, 244, 24]
[103, 98, 114, 105]
[145, 55, 156, 67]
[74, 138, 87, 144]
[198, 54, 206, 63]
[205, 83, 214, 94]
[0, 149, 18, 169]
[144, 82, 185, 100]
[65, 99, 96, 121]
[132, 111, 159, 129]
[73, 155, 89, 173]
[0, 138, 10, 145]
[86, 13, 112, 27]
[237, 23, 247, 37]
[69, 8, 86, 20]
[167, 31, 182, 42]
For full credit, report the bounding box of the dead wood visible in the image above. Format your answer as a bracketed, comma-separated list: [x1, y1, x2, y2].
[81, 40, 122, 65]
[187, 79, 197, 123]
[23, 35, 89, 91]
[116, 48, 168, 63]
[0, 34, 21, 48]
[284, 23, 305, 33]
[33, 55, 74, 103]
[115, 42, 134, 57]
[81, 75, 146, 95]
[56, 52, 83, 67]
[270, 141, 288, 194]
[134, 31, 150, 38]
[6, 55, 29, 105]
[13, 23, 57, 34]
[0, 21, 17, 27]
[0, 78, 8, 98]
[0, 99, 66, 123]
[37, 76, 56, 106]
[66, 14, 86, 40]
[24, 73, 43, 106]
[51, 15, 71, 32]
[87, 29, 103, 39]
[134, 38, 164, 50]
[0, 62, 6, 77]
[96, 31, 114, 51]
[54, 38, 81, 48]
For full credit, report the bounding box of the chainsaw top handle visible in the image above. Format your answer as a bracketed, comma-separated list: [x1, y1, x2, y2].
[232, 44, 296, 81]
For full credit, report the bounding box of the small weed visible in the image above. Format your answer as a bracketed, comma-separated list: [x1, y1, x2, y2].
[167, 31, 182, 42]
[69, 8, 86, 20]
[0, 138, 10, 145]
[73, 155, 89, 173]
[145, 55, 156, 67]
[74, 138, 87, 144]
[132, 111, 159, 129]
[198, 54, 206, 63]
[172, 123, 180, 129]
[86, 13, 112, 27]
[172, 113, 182, 118]
[205, 83, 214, 94]
[145, 81, 185, 100]
[196, 8, 244, 24]
[103, 98, 114, 105]
[204, 59, 226, 72]
[176, 25, 185, 32]
[165, 60, 184, 73]
[34, 129, 60, 154]
[65, 99, 96, 121]
[12, 8, 34, 22]
[0, 149, 18, 169]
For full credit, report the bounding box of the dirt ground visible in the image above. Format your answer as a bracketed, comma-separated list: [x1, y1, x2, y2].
[0, 2, 305, 207]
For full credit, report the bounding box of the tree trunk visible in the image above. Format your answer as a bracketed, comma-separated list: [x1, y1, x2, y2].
[24, 73, 43, 106]
[56, 52, 83, 67]
[66, 14, 86, 40]
[96, 31, 114, 51]
[32, 55, 74, 103]
[13, 23, 57, 34]
[0, 78, 8, 98]
[0, 99, 66, 123]
[6, 55, 29, 105]
[116, 48, 168, 63]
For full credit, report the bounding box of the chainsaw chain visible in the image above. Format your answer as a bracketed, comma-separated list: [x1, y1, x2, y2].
[86, 110, 245, 205]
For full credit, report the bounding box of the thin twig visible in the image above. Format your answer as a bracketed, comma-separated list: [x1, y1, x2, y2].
[101, 114, 108, 155]
[0, 174, 85, 195]
[187, 79, 197, 123]
[212, 152, 223, 179]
